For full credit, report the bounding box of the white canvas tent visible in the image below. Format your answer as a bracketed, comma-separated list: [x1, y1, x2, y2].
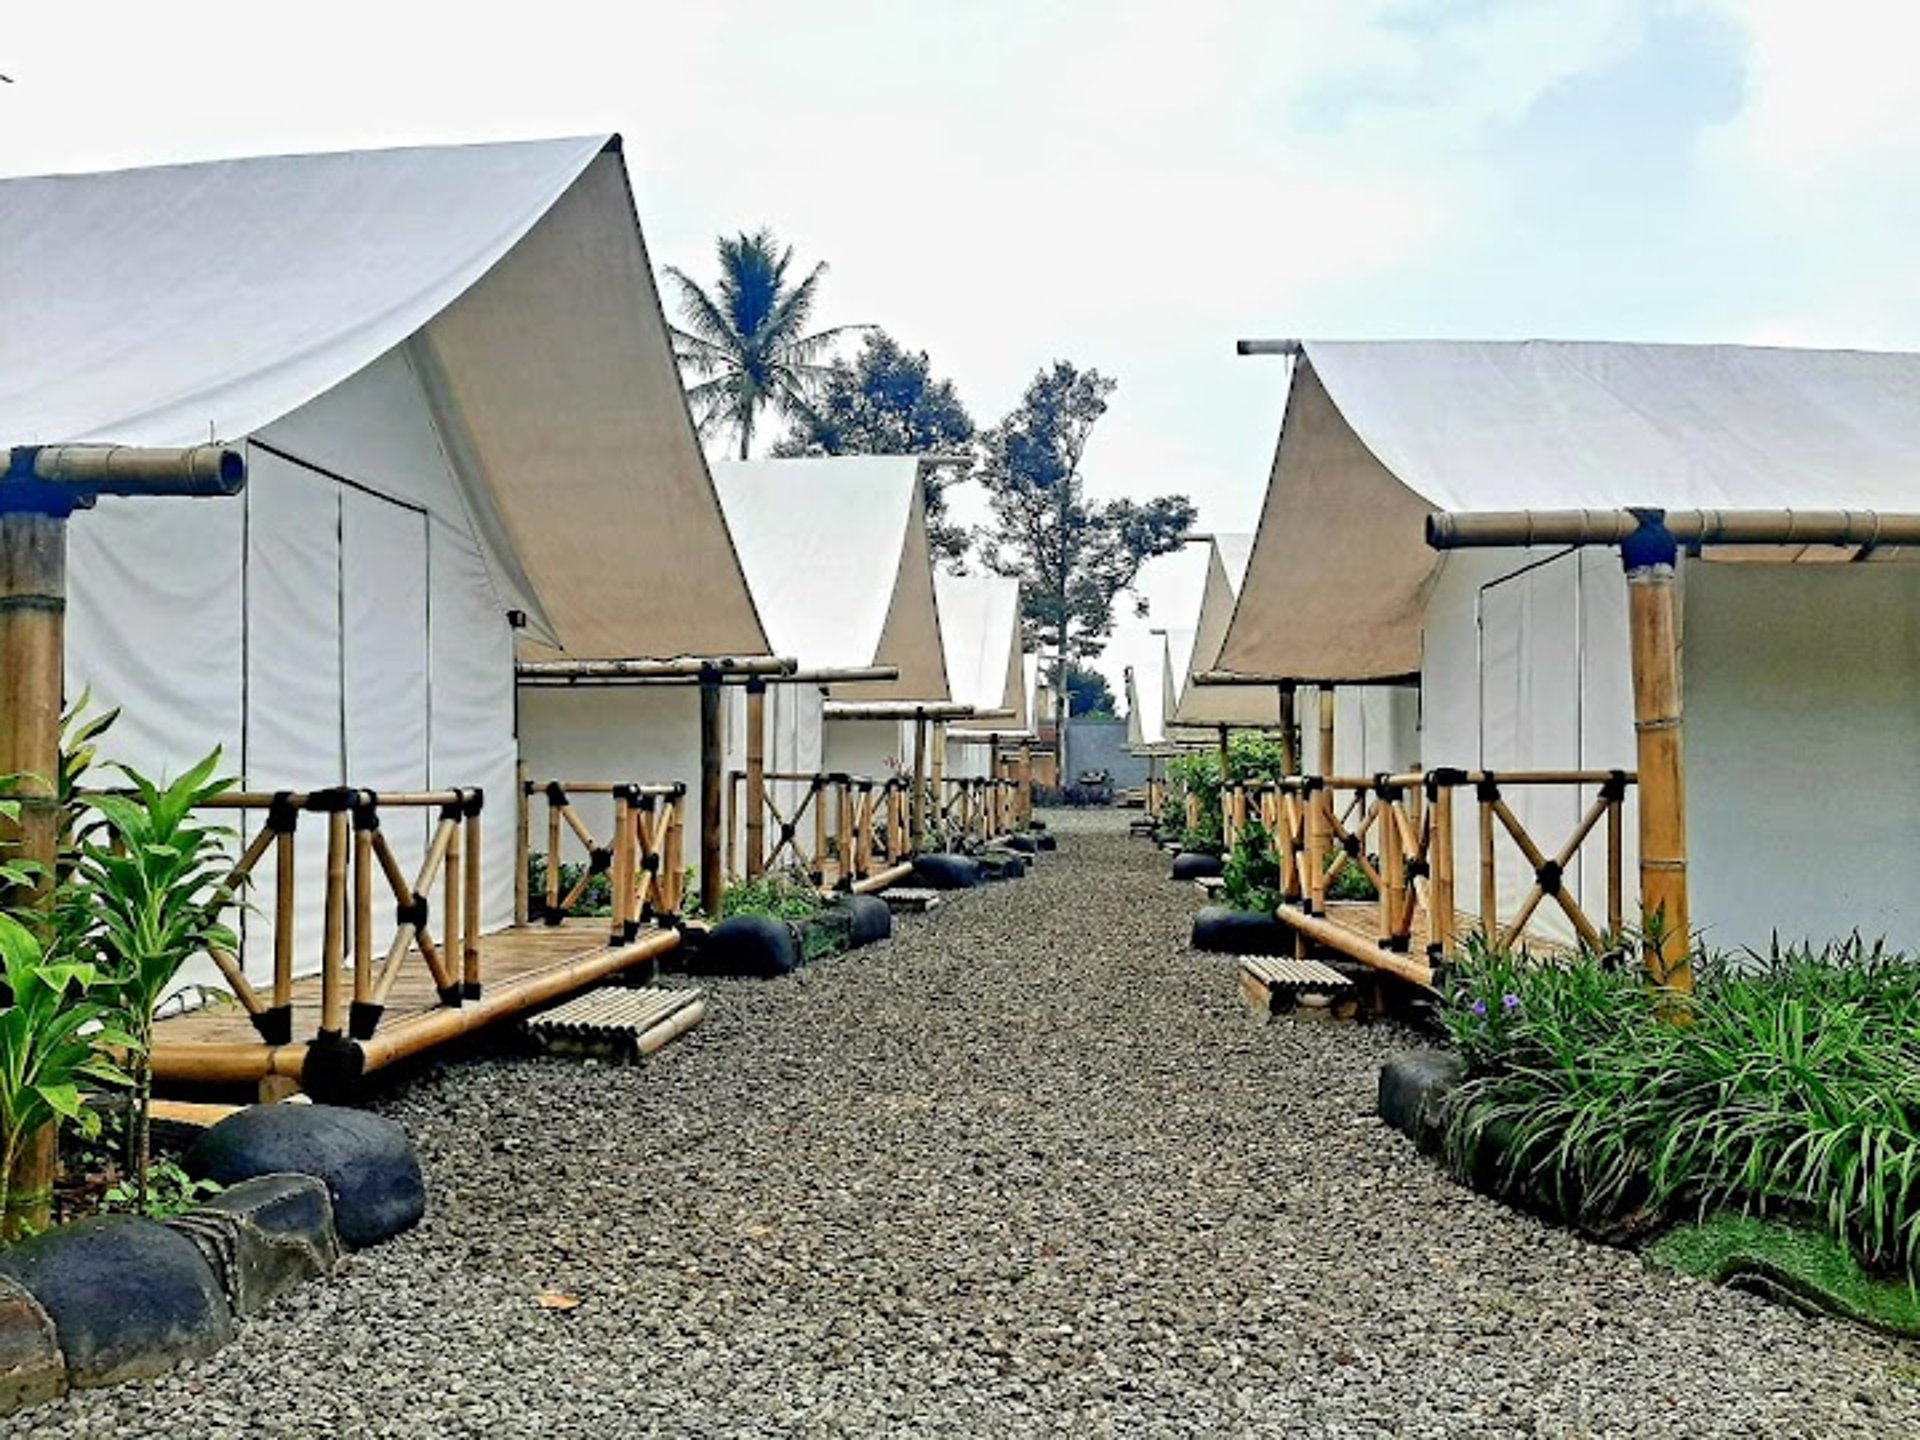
[935, 572, 1027, 779]
[1224, 338, 1920, 953]
[1170, 534, 1288, 734]
[715, 457, 950, 782]
[0, 134, 765, 991]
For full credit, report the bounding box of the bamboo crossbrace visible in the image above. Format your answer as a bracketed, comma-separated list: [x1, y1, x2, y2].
[515, 656, 795, 680]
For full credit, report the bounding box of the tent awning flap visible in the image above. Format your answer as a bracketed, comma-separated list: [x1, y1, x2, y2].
[714, 457, 949, 701]
[1219, 339, 1920, 683]
[0, 135, 769, 663]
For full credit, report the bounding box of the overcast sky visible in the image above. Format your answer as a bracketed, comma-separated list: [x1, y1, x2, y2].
[5, 1, 1913, 699]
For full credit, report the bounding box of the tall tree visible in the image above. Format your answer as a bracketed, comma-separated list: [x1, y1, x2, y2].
[773, 331, 976, 563]
[974, 362, 1195, 777]
[664, 229, 859, 459]
[1064, 663, 1116, 718]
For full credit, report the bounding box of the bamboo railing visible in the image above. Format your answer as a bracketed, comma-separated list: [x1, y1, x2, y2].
[188, 788, 487, 1045]
[517, 779, 687, 936]
[936, 775, 1023, 845]
[725, 771, 910, 890]
[1225, 768, 1635, 968]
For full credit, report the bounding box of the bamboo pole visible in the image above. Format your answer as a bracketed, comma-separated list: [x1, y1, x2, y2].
[910, 713, 929, 849]
[609, 787, 634, 946]
[1305, 783, 1329, 914]
[272, 826, 296, 1018]
[320, 809, 348, 1037]
[442, 805, 463, 1002]
[987, 736, 1002, 836]
[1478, 785, 1496, 937]
[0, 511, 64, 1237]
[931, 722, 946, 813]
[545, 790, 562, 917]
[464, 804, 482, 995]
[514, 762, 530, 927]
[745, 678, 767, 879]
[1277, 682, 1298, 776]
[1318, 688, 1335, 776]
[836, 778, 854, 888]
[1430, 782, 1457, 958]
[353, 808, 375, 1011]
[1625, 516, 1690, 990]
[699, 668, 723, 918]
[666, 795, 686, 916]
[1607, 789, 1624, 940]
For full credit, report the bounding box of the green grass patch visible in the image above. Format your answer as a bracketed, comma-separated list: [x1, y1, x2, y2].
[1651, 1214, 1920, 1338]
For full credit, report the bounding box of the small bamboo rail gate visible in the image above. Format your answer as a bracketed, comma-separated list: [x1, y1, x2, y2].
[518, 780, 687, 932]
[1223, 768, 1635, 987]
[725, 771, 915, 893]
[149, 779, 687, 1096]
[936, 775, 1024, 846]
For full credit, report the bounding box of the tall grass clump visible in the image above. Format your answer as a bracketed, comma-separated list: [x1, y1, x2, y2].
[1441, 936, 1920, 1278]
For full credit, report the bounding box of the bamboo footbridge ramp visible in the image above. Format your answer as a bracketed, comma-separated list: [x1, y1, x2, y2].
[1224, 767, 1634, 986]
[151, 777, 693, 1098]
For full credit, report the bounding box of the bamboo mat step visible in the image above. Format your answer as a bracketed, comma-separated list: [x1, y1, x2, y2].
[1194, 875, 1227, 897]
[881, 887, 944, 914]
[524, 985, 706, 1061]
[1238, 955, 1358, 1019]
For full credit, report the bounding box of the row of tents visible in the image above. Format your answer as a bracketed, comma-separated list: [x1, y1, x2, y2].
[0, 133, 1046, 1015]
[1127, 339, 1920, 969]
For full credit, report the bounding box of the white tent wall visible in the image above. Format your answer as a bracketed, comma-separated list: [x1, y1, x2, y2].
[517, 687, 704, 880]
[825, 720, 911, 783]
[1296, 686, 1420, 776]
[1419, 547, 1636, 943]
[64, 346, 521, 995]
[1685, 562, 1920, 954]
[724, 682, 824, 869]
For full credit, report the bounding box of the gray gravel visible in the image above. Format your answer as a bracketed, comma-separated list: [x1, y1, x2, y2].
[20, 808, 1920, 1438]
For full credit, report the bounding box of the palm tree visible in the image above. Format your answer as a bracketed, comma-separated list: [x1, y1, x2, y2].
[664, 229, 860, 459]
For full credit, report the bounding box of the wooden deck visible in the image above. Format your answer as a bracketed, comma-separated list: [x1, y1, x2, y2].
[151, 919, 681, 1095]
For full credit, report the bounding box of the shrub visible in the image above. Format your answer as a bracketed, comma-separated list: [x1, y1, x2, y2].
[1440, 936, 1920, 1277]
[1221, 818, 1280, 914]
[526, 853, 613, 917]
[720, 868, 822, 923]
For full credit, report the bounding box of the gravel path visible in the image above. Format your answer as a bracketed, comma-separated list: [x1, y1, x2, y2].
[23, 809, 1920, 1438]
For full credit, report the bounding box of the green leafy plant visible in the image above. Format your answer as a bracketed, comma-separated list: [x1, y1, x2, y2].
[0, 914, 128, 1240]
[73, 750, 236, 1214]
[525, 852, 613, 918]
[1221, 818, 1280, 914]
[104, 1157, 221, 1219]
[720, 868, 823, 923]
[1439, 936, 1920, 1278]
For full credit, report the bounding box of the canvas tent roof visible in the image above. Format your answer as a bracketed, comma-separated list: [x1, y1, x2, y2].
[936, 572, 1028, 730]
[0, 134, 767, 662]
[1219, 339, 1920, 682]
[712, 457, 949, 701]
[1171, 534, 1284, 730]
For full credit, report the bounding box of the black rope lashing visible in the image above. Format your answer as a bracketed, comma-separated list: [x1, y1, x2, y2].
[396, 895, 429, 931]
[266, 791, 300, 834]
[1341, 833, 1362, 858]
[545, 780, 568, 806]
[1536, 860, 1564, 896]
[1476, 772, 1501, 804]
[1600, 769, 1630, 803]
[587, 846, 613, 876]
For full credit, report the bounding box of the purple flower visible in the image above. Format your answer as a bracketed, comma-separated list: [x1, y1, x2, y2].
[1468, 999, 1488, 1017]
[1502, 993, 1522, 1012]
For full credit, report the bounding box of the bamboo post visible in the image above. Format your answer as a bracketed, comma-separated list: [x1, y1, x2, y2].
[1304, 782, 1329, 914]
[0, 512, 65, 1238]
[514, 762, 529, 927]
[1278, 682, 1298, 775]
[1378, 783, 1405, 942]
[811, 778, 828, 881]
[836, 778, 854, 888]
[1318, 688, 1335, 775]
[545, 785, 562, 918]
[1624, 512, 1691, 990]
[272, 819, 296, 1026]
[666, 790, 686, 916]
[609, 786, 634, 946]
[987, 736, 1002, 836]
[462, 799, 482, 995]
[745, 677, 767, 879]
[910, 711, 929, 850]
[320, 805, 348, 1037]
[1478, 780, 1497, 935]
[352, 800, 375, 1022]
[1430, 780, 1457, 959]
[931, 722, 946, 812]
[1607, 783, 1625, 941]
[1018, 743, 1033, 825]
[699, 666, 723, 918]
[442, 802, 463, 1004]
[1216, 725, 1231, 837]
